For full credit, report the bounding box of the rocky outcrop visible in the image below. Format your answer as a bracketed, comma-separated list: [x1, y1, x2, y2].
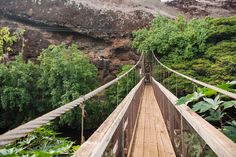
[0, 0, 235, 83]
[0, 0, 178, 83]
[0, 0, 156, 40]
[0, 19, 139, 83]
[167, 0, 236, 17]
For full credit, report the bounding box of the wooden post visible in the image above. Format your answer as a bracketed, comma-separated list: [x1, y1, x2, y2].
[81, 104, 85, 144]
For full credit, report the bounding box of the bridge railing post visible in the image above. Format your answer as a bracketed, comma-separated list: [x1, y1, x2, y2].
[79, 103, 85, 144]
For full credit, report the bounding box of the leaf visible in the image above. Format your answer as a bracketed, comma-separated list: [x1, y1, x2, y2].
[229, 81, 236, 85]
[203, 95, 223, 110]
[222, 125, 236, 142]
[192, 101, 211, 113]
[203, 89, 217, 97]
[176, 92, 204, 106]
[72, 145, 80, 151]
[0, 149, 10, 155]
[176, 94, 193, 105]
[33, 151, 52, 157]
[223, 101, 236, 109]
[205, 110, 224, 121]
[0, 147, 23, 156]
[192, 92, 205, 101]
[203, 98, 215, 106]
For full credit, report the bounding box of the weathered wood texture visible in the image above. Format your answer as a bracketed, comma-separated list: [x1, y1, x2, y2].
[73, 78, 144, 157]
[152, 78, 236, 157]
[130, 85, 175, 157]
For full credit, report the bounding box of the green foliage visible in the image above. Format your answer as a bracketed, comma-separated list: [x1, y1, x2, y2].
[192, 101, 211, 113]
[38, 44, 97, 107]
[0, 125, 78, 156]
[133, 15, 236, 96]
[102, 65, 140, 120]
[222, 121, 236, 143]
[0, 44, 98, 130]
[0, 42, 140, 134]
[177, 82, 236, 143]
[0, 27, 24, 60]
[37, 44, 98, 129]
[0, 55, 39, 128]
[133, 16, 209, 59]
[176, 92, 204, 105]
[183, 132, 217, 157]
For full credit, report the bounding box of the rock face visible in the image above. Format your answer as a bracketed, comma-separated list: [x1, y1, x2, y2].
[0, 0, 235, 82]
[0, 19, 139, 83]
[0, 0, 155, 39]
[0, 0, 178, 83]
[167, 0, 236, 17]
[1, 0, 234, 40]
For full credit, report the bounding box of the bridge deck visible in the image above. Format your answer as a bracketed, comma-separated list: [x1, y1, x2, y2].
[130, 85, 175, 157]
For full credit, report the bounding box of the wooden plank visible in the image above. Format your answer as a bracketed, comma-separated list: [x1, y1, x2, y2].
[130, 85, 176, 157]
[149, 116, 159, 157]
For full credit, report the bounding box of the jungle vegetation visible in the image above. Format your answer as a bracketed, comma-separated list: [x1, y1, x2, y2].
[0, 27, 139, 156]
[132, 15, 236, 146]
[1, 14, 236, 156]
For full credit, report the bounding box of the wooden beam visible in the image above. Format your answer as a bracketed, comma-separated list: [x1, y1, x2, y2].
[73, 78, 144, 157]
[152, 78, 236, 157]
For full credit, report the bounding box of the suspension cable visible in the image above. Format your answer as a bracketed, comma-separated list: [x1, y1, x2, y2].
[0, 53, 143, 147]
[152, 52, 236, 100]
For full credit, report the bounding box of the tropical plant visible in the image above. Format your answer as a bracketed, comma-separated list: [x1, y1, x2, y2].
[176, 81, 236, 143]
[133, 15, 236, 96]
[0, 27, 24, 61]
[0, 125, 79, 157]
[0, 44, 99, 131]
[37, 44, 98, 129]
[0, 54, 39, 129]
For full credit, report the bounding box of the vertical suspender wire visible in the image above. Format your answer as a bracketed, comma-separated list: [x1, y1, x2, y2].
[167, 71, 169, 90]
[159, 64, 161, 82]
[152, 52, 154, 77]
[126, 73, 129, 95]
[117, 81, 119, 106]
[132, 69, 135, 88]
[163, 69, 165, 87]
[142, 54, 145, 78]
[156, 57, 158, 81]
[175, 74, 178, 98]
[169, 71, 171, 91]
[163, 68, 165, 85]
[193, 83, 196, 93]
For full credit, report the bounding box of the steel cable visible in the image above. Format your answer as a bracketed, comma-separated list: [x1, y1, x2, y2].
[152, 51, 236, 100]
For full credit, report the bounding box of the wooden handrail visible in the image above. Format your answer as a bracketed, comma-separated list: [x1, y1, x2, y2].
[152, 78, 236, 157]
[73, 78, 145, 157]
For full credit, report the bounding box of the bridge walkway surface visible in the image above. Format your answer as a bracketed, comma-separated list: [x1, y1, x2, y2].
[130, 85, 175, 157]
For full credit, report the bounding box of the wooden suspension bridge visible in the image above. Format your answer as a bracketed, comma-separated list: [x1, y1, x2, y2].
[0, 53, 236, 157]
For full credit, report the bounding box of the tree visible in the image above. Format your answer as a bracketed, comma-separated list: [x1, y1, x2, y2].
[133, 15, 236, 96]
[0, 27, 24, 62]
[0, 54, 39, 129]
[0, 44, 99, 130]
[37, 44, 98, 129]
